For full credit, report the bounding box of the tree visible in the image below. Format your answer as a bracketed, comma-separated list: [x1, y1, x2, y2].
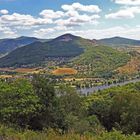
[0, 79, 41, 128]
[87, 82, 140, 134]
[88, 95, 112, 130]
[30, 75, 56, 130]
[111, 92, 140, 134]
[54, 85, 92, 134]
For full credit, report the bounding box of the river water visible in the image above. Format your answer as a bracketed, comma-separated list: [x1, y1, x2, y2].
[77, 78, 140, 95]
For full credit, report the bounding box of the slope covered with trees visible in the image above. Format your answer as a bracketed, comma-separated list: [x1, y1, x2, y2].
[0, 34, 130, 79]
[0, 36, 40, 55]
[0, 75, 140, 140]
[97, 36, 140, 46]
[71, 45, 130, 78]
[0, 34, 85, 67]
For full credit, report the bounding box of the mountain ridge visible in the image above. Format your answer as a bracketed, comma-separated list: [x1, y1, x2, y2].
[0, 36, 39, 55]
[0, 33, 130, 76]
[0, 34, 85, 67]
[97, 36, 140, 46]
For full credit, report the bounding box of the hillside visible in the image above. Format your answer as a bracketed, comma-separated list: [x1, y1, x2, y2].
[97, 36, 140, 47]
[117, 57, 140, 74]
[71, 45, 130, 78]
[0, 36, 40, 55]
[0, 34, 85, 67]
[0, 34, 130, 78]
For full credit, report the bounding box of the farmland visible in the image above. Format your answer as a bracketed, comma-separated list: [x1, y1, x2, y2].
[117, 57, 140, 74]
[0, 67, 40, 74]
[52, 68, 78, 75]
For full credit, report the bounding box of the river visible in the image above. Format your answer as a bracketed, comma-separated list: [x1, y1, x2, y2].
[77, 78, 140, 95]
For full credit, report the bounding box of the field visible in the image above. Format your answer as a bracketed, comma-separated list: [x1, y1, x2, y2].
[0, 75, 13, 78]
[0, 68, 40, 74]
[130, 46, 140, 53]
[52, 68, 78, 75]
[117, 57, 140, 74]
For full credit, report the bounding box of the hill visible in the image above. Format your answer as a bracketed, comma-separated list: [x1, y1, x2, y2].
[97, 36, 140, 47]
[0, 36, 40, 55]
[0, 34, 130, 78]
[71, 45, 130, 78]
[0, 34, 85, 67]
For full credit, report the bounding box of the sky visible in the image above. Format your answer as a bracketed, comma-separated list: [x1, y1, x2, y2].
[0, 0, 140, 39]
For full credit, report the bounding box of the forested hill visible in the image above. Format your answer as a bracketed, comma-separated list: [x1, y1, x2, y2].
[0, 34, 130, 70]
[72, 45, 130, 77]
[0, 36, 40, 55]
[0, 34, 89, 67]
[97, 36, 140, 46]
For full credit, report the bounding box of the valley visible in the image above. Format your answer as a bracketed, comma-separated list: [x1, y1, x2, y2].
[0, 34, 140, 95]
[1, 1, 140, 139]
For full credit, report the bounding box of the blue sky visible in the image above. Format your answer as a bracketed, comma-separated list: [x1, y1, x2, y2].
[0, 0, 140, 39]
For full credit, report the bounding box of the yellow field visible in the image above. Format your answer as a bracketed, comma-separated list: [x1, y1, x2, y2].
[117, 57, 140, 74]
[0, 75, 13, 78]
[0, 68, 40, 74]
[131, 47, 140, 53]
[14, 68, 40, 73]
[52, 68, 78, 75]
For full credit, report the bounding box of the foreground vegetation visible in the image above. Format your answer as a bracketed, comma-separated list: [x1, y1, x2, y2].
[0, 75, 140, 139]
[0, 127, 140, 140]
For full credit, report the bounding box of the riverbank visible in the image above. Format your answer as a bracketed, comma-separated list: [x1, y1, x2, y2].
[77, 78, 140, 95]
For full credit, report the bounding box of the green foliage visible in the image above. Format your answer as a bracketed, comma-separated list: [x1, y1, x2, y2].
[53, 86, 89, 133]
[0, 76, 140, 139]
[0, 127, 140, 140]
[0, 34, 84, 67]
[0, 79, 41, 128]
[111, 92, 140, 134]
[0, 34, 130, 76]
[53, 85, 104, 134]
[73, 45, 130, 77]
[29, 75, 56, 130]
[87, 82, 140, 134]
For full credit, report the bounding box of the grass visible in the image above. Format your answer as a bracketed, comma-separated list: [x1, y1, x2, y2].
[0, 129, 140, 140]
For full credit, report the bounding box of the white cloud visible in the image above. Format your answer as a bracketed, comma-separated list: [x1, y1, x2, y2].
[105, 7, 140, 19]
[55, 13, 100, 27]
[0, 26, 17, 38]
[65, 10, 79, 17]
[0, 13, 53, 29]
[62, 2, 101, 13]
[33, 25, 70, 38]
[67, 26, 140, 40]
[113, 0, 140, 5]
[33, 26, 140, 40]
[0, 3, 101, 39]
[0, 9, 9, 14]
[34, 28, 55, 38]
[40, 9, 64, 19]
[0, 2, 101, 33]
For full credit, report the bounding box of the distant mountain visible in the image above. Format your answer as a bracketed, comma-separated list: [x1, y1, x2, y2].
[0, 34, 86, 67]
[0, 33, 130, 77]
[0, 36, 40, 55]
[97, 36, 140, 46]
